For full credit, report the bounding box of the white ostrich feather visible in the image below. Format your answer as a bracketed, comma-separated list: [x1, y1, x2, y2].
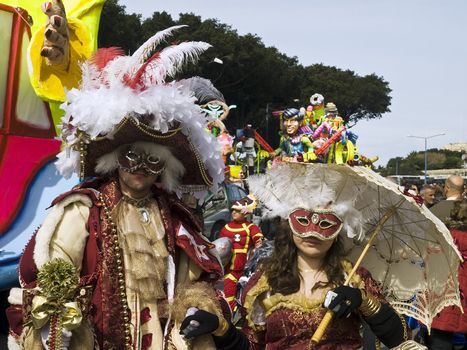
[141, 41, 212, 84]
[131, 25, 188, 64]
[79, 61, 100, 90]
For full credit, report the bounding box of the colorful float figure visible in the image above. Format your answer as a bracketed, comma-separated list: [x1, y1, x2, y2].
[309, 93, 325, 128]
[271, 94, 379, 167]
[272, 107, 316, 162]
[232, 125, 273, 175]
[0, 0, 103, 290]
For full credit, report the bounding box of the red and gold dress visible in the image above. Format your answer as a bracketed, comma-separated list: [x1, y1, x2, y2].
[219, 220, 263, 309]
[242, 261, 385, 350]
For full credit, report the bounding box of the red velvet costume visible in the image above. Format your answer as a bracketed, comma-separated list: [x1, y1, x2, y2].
[241, 263, 389, 350]
[7, 178, 224, 349]
[431, 228, 467, 333]
[219, 220, 263, 309]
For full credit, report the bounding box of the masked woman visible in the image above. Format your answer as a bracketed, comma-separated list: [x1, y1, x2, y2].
[180, 163, 424, 349]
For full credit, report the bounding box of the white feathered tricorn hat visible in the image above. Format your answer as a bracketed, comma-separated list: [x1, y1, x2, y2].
[247, 162, 364, 240]
[55, 25, 224, 197]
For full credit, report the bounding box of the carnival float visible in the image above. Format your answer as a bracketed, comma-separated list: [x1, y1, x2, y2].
[0, 0, 103, 289]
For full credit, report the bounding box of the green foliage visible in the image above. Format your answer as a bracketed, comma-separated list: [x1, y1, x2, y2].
[380, 149, 463, 176]
[98, 2, 392, 144]
[98, 0, 142, 54]
[301, 65, 391, 124]
[37, 258, 79, 301]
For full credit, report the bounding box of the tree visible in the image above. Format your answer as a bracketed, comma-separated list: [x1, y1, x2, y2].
[380, 149, 463, 176]
[98, 0, 142, 54]
[300, 65, 391, 124]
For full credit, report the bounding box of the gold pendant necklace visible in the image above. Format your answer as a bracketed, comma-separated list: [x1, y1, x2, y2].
[138, 207, 150, 224]
[123, 194, 152, 224]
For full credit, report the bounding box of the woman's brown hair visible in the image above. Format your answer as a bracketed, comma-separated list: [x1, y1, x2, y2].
[263, 220, 347, 295]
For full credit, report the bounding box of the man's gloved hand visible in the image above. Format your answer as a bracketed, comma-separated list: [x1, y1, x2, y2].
[324, 285, 362, 318]
[40, 323, 72, 350]
[180, 309, 228, 339]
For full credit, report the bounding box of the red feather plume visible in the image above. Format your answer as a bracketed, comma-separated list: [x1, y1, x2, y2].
[127, 51, 161, 89]
[90, 47, 125, 71]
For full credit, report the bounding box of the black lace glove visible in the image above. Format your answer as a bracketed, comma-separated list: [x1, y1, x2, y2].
[180, 309, 222, 339]
[180, 309, 249, 349]
[324, 285, 362, 318]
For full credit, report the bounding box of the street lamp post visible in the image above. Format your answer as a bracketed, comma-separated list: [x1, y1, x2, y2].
[407, 133, 445, 184]
[265, 103, 270, 143]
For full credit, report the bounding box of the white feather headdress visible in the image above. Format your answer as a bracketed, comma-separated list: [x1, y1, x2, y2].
[55, 26, 224, 198]
[247, 163, 364, 240]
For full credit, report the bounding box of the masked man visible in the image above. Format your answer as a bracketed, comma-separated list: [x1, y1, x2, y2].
[6, 27, 228, 350]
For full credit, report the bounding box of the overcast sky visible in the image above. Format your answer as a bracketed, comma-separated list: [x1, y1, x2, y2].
[119, 0, 466, 166]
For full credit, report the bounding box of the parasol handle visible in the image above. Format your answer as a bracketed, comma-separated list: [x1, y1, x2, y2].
[310, 310, 334, 343]
[310, 203, 401, 344]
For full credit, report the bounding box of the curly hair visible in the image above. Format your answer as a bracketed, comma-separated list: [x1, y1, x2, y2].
[263, 220, 347, 295]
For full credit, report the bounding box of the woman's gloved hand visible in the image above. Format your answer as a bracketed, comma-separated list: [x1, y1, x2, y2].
[180, 308, 229, 339]
[324, 285, 362, 318]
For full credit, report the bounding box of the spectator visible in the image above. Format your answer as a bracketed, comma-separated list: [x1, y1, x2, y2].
[410, 184, 419, 195]
[420, 184, 437, 208]
[425, 199, 467, 349]
[431, 175, 464, 221]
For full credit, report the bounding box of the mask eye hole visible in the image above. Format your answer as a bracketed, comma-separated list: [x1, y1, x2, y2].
[319, 219, 336, 229]
[146, 155, 160, 164]
[296, 216, 310, 226]
[126, 151, 140, 162]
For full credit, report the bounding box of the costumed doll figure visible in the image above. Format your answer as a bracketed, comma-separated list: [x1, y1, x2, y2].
[217, 131, 234, 165]
[324, 102, 339, 124]
[319, 102, 361, 165]
[310, 93, 325, 130]
[178, 77, 235, 164]
[181, 77, 235, 138]
[177, 163, 424, 350]
[6, 26, 229, 350]
[219, 195, 264, 311]
[273, 108, 316, 162]
[298, 107, 313, 135]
